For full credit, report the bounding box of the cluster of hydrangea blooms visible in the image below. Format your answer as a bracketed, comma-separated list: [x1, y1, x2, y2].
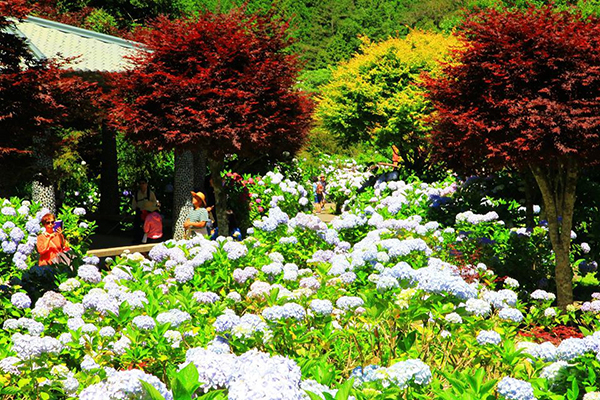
[465, 299, 492, 317]
[262, 303, 306, 321]
[233, 267, 259, 284]
[539, 361, 569, 381]
[79, 369, 173, 400]
[156, 309, 191, 327]
[530, 290, 556, 302]
[336, 296, 364, 311]
[3, 165, 596, 399]
[222, 240, 248, 260]
[496, 377, 536, 400]
[517, 341, 558, 362]
[498, 307, 524, 323]
[193, 291, 220, 304]
[456, 210, 500, 225]
[476, 330, 502, 346]
[253, 207, 289, 232]
[483, 289, 518, 309]
[370, 359, 432, 389]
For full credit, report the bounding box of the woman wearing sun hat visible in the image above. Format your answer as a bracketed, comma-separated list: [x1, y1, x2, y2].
[184, 191, 213, 237]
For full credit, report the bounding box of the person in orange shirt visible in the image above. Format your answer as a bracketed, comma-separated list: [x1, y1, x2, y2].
[37, 213, 70, 266]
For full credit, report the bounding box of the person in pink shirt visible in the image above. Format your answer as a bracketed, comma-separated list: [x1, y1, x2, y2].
[142, 211, 163, 243]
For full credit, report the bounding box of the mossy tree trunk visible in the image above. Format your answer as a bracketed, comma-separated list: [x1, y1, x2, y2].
[173, 150, 194, 240]
[530, 159, 578, 309]
[32, 136, 56, 214]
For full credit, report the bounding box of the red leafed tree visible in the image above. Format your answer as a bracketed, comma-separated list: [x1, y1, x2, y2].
[424, 5, 600, 308]
[1, 0, 100, 209]
[110, 7, 313, 237]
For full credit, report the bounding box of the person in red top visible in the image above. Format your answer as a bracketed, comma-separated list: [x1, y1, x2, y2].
[142, 211, 163, 243]
[37, 213, 69, 266]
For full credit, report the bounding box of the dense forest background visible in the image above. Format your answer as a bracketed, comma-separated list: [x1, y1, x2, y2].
[30, 0, 600, 80]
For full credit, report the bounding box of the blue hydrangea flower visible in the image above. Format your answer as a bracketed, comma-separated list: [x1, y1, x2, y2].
[496, 377, 536, 400]
[477, 330, 502, 346]
[336, 296, 364, 311]
[132, 315, 156, 330]
[309, 299, 333, 316]
[214, 312, 241, 333]
[498, 307, 524, 323]
[11, 293, 31, 309]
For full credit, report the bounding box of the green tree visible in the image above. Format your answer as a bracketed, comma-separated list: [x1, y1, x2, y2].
[315, 30, 459, 174]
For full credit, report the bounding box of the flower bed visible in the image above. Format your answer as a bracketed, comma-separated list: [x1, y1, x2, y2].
[0, 163, 599, 400]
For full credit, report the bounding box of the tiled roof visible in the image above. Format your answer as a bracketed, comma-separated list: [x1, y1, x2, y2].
[12, 16, 144, 73]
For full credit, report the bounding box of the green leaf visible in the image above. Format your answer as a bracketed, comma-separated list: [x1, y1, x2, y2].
[177, 362, 201, 394]
[171, 378, 191, 400]
[305, 390, 324, 400]
[480, 379, 498, 394]
[0, 387, 20, 395]
[334, 378, 354, 400]
[140, 380, 166, 400]
[197, 390, 227, 399]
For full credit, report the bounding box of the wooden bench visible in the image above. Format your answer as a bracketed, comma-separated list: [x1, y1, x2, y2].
[87, 243, 158, 258]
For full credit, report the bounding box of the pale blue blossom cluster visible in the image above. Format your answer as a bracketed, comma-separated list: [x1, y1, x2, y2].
[131, 315, 156, 330]
[465, 299, 492, 317]
[373, 359, 432, 389]
[253, 207, 289, 232]
[11, 292, 31, 309]
[456, 210, 500, 225]
[233, 267, 259, 284]
[78, 369, 173, 400]
[530, 290, 556, 302]
[222, 241, 248, 260]
[309, 299, 333, 316]
[193, 291, 220, 304]
[263, 303, 306, 321]
[156, 309, 191, 327]
[497, 377, 536, 400]
[476, 330, 502, 345]
[498, 308, 524, 323]
[78, 265, 102, 284]
[336, 296, 364, 311]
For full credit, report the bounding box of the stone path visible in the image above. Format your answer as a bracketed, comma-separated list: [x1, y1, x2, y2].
[316, 203, 336, 223]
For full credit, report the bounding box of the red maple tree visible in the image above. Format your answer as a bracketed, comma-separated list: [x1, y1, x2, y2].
[110, 7, 313, 235]
[0, 0, 100, 159]
[424, 5, 600, 308]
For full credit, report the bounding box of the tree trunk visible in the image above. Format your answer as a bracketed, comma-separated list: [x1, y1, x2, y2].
[193, 149, 207, 192]
[208, 157, 229, 237]
[99, 122, 120, 217]
[173, 150, 194, 240]
[530, 160, 578, 309]
[31, 136, 56, 214]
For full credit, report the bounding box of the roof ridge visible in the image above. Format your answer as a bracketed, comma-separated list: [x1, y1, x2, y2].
[24, 15, 144, 50]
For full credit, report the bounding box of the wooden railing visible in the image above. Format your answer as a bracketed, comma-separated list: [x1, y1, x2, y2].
[87, 243, 158, 258]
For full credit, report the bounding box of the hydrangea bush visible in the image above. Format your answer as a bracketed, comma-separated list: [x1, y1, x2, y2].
[0, 162, 598, 400]
[0, 198, 95, 282]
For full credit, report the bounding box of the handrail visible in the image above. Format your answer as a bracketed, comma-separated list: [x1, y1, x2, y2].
[87, 243, 157, 258]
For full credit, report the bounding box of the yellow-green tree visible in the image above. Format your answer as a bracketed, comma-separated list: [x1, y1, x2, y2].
[315, 30, 459, 174]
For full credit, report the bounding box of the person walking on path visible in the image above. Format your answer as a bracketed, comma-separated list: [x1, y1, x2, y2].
[317, 174, 327, 212]
[132, 178, 159, 243]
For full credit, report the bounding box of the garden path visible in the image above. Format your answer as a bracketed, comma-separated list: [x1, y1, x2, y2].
[316, 202, 336, 223]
